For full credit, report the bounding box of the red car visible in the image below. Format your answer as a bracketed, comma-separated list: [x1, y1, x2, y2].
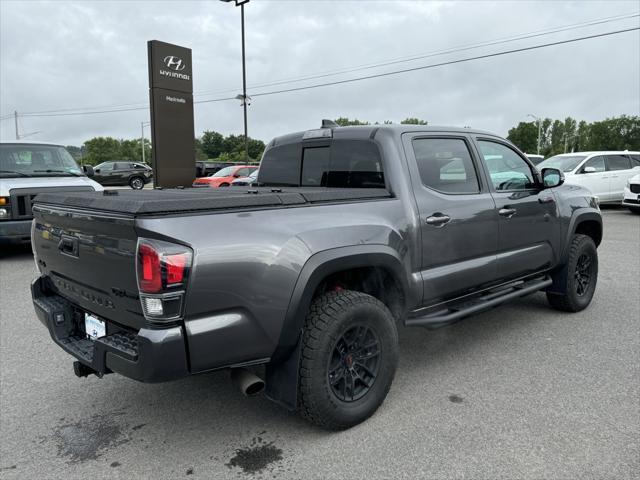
[193, 165, 258, 188]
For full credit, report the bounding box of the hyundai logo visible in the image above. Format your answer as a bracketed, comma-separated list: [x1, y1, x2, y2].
[163, 56, 186, 71]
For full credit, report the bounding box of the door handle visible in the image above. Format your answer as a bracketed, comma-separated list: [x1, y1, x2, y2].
[499, 207, 517, 218]
[426, 214, 451, 227]
[538, 196, 555, 204]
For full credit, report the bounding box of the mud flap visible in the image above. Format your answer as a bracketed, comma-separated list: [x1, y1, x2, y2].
[264, 339, 302, 412]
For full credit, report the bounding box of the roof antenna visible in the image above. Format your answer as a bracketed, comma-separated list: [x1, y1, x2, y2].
[321, 119, 339, 128]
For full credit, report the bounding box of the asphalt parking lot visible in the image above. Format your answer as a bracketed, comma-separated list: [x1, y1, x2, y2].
[0, 207, 638, 480]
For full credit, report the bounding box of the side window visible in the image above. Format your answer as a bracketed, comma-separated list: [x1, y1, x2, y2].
[580, 156, 605, 173]
[607, 154, 631, 171]
[412, 138, 480, 194]
[629, 154, 640, 167]
[258, 144, 301, 187]
[235, 167, 250, 177]
[477, 140, 536, 191]
[115, 162, 128, 170]
[301, 147, 330, 186]
[328, 140, 384, 188]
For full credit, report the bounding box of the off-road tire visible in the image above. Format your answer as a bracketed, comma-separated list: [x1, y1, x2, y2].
[129, 176, 144, 190]
[546, 234, 598, 312]
[298, 290, 398, 430]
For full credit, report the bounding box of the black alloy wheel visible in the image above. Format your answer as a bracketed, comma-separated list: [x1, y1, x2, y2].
[328, 325, 380, 402]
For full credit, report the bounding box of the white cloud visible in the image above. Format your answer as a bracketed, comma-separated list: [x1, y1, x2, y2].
[1, 0, 638, 146]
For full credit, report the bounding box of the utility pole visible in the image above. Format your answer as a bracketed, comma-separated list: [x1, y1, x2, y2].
[241, 1, 249, 162]
[141, 121, 146, 164]
[221, 0, 251, 162]
[527, 113, 542, 155]
[14, 111, 19, 140]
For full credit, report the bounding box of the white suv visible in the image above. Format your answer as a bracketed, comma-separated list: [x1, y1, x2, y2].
[1, 141, 103, 244]
[622, 173, 640, 213]
[537, 151, 640, 203]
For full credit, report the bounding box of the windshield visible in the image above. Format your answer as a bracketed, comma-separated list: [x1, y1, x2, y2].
[538, 155, 587, 172]
[0, 144, 83, 178]
[212, 166, 239, 177]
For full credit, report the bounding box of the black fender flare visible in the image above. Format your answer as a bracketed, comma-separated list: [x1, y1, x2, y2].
[548, 209, 602, 295]
[265, 244, 412, 410]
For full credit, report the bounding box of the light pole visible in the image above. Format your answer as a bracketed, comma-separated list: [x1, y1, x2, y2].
[141, 121, 150, 164]
[527, 113, 542, 155]
[221, 0, 250, 162]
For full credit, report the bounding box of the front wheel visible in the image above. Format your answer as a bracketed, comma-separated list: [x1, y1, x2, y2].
[129, 176, 144, 190]
[546, 234, 598, 312]
[298, 290, 398, 430]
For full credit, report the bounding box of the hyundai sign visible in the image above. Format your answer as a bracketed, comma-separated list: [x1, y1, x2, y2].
[147, 40, 195, 188]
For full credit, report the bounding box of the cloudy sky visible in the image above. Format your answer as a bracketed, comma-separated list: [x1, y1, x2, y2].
[1, 0, 639, 147]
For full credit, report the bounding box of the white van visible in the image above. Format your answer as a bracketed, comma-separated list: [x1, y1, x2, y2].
[0, 141, 103, 244]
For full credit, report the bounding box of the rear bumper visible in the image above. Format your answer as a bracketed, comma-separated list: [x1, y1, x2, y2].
[0, 219, 32, 243]
[31, 276, 189, 383]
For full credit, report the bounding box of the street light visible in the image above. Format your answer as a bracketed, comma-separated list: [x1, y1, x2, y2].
[221, 0, 250, 162]
[527, 113, 542, 155]
[141, 121, 151, 164]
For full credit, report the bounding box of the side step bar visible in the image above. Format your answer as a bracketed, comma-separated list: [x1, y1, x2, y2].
[405, 276, 552, 329]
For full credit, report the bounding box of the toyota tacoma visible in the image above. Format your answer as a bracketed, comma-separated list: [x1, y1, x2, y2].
[30, 123, 602, 430]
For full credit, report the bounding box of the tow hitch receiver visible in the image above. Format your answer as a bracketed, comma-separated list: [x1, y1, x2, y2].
[73, 361, 102, 378]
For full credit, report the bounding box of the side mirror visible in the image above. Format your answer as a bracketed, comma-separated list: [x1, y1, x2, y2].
[583, 166, 596, 173]
[83, 165, 95, 177]
[541, 168, 564, 188]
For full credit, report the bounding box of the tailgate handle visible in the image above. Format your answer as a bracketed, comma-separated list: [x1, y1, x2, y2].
[58, 235, 79, 258]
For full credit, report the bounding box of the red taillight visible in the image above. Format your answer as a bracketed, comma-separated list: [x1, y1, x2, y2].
[137, 240, 192, 294]
[138, 243, 162, 293]
[166, 253, 187, 285]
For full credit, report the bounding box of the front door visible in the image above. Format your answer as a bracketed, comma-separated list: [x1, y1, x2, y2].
[402, 134, 499, 305]
[574, 155, 610, 201]
[474, 138, 561, 281]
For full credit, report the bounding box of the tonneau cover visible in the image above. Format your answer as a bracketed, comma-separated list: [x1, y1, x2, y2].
[33, 187, 392, 215]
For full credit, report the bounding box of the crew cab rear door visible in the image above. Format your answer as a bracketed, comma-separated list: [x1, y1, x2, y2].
[472, 137, 561, 280]
[402, 133, 499, 305]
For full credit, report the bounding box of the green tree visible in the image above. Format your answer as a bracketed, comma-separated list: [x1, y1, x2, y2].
[507, 122, 538, 154]
[400, 117, 428, 125]
[247, 137, 266, 160]
[82, 137, 121, 165]
[200, 130, 225, 159]
[334, 117, 370, 126]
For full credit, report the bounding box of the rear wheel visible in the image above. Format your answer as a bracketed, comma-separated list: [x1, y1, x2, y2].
[219, 183, 230, 187]
[129, 176, 144, 190]
[298, 290, 398, 430]
[546, 234, 598, 312]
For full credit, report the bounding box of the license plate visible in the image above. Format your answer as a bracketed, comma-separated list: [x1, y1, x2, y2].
[85, 313, 106, 340]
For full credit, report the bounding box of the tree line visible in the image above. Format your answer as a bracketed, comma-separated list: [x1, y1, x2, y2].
[65, 115, 637, 166]
[66, 132, 266, 166]
[507, 115, 640, 157]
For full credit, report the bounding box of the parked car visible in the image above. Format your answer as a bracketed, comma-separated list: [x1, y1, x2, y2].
[525, 153, 544, 165]
[231, 168, 259, 186]
[537, 151, 640, 203]
[192, 165, 258, 187]
[30, 123, 601, 430]
[92, 161, 153, 189]
[195, 161, 234, 178]
[622, 173, 640, 213]
[0, 141, 103, 244]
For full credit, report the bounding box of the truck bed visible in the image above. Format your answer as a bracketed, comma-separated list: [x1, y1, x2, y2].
[33, 187, 392, 216]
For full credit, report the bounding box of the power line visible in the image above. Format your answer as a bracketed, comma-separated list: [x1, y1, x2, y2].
[2, 25, 638, 120]
[193, 11, 640, 97]
[7, 12, 638, 118]
[249, 26, 640, 99]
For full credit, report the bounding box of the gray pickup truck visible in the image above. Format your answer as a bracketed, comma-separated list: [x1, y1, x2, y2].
[30, 124, 602, 430]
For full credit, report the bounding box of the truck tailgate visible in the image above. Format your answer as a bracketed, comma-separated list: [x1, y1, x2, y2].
[32, 204, 144, 330]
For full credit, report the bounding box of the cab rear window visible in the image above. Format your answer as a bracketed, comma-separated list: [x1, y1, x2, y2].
[259, 139, 385, 189]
